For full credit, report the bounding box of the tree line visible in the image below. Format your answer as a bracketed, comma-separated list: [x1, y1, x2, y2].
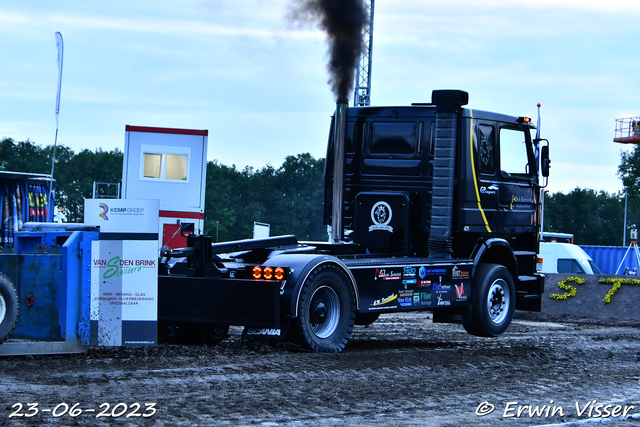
[203, 154, 326, 242]
[2, 136, 640, 246]
[0, 137, 327, 242]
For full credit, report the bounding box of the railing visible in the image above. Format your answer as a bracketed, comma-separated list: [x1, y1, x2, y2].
[614, 117, 640, 141]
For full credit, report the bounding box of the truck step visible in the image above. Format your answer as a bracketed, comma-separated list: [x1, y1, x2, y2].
[513, 251, 537, 257]
[516, 292, 542, 312]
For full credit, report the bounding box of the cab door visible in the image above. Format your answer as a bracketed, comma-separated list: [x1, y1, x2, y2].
[456, 118, 500, 234]
[495, 125, 538, 234]
[457, 117, 538, 235]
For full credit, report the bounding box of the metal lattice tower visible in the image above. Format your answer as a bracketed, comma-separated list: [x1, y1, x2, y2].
[353, 0, 375, 107]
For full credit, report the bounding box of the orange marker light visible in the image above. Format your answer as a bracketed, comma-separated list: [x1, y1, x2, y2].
[263, 266, 274, 280]
[275, 267, 285, 280]
[252, 266, 262, 279]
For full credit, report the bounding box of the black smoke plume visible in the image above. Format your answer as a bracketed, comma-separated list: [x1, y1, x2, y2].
[288, 0, 367, 103]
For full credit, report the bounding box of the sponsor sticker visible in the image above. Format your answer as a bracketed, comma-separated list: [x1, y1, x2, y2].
[480, 184, 498, 195]
[437, 294, 451, 306]
[97, 203, 146, 220]
[398, 292, 413, 307]
[371, 293, 398, 310]
[452, 266, 470, 280]
[375, 268, 402, 281]
[92, 256, 156, 279]
[403, 266, 417, 278]
[418, 292, 432, 306]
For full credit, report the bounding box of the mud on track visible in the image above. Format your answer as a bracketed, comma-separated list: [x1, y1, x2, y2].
[1, 311, 640, 427]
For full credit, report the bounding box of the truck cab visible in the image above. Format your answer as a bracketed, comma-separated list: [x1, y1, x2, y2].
[323, 93, 543, 265]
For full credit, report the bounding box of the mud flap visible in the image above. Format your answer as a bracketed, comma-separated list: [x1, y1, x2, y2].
[158, 276, 281, 327]
[432, 305, 473, 325]
[242, 327, 286, 340]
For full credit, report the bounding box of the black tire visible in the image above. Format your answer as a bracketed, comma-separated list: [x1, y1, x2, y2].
[464, 263, 515, 337]
[354, 312, 380, 326]
[292, 264, 355, 353]
[0, 273, 19, 344]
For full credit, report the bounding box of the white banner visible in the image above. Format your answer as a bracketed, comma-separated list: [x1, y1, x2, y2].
[85, 198, 159, 346]
[90, 239, 158, 346]
[55, 32, 63, 128]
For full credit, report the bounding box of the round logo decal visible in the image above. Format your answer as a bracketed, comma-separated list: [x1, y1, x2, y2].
[369, 201, 393, 232]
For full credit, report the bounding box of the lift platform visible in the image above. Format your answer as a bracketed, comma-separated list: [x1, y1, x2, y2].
[614, 117, 640, 144]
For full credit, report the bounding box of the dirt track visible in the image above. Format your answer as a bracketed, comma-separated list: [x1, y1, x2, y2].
[1, 274, 640, 426]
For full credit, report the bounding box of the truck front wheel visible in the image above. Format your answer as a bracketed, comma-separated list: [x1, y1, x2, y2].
[464, 263, 515, 337]
[292, 264, 355, 352]
[0, 273, 19, 344]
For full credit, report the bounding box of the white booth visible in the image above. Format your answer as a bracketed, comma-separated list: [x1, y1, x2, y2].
[122, 125, 208, 249]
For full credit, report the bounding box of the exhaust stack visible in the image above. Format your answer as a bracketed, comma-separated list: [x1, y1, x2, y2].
[331, 102, 348, 242]
[428, 90, 468, 259]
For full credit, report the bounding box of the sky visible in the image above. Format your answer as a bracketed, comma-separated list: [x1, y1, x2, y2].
[1, 0, 639, 195]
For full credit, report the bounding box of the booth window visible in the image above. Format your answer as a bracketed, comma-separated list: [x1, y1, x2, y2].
[143, 153, 163, 178]
[140, 146, 190, 182]
[165, 154, 188, 180]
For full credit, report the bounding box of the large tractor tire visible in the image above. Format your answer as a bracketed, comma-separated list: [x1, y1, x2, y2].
[464, 263, 515, 337]
[0, 273, 19, 344]
[291, 264, 355, 353]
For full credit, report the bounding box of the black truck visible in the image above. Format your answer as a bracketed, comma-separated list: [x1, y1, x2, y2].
[158, 89, 550, 352]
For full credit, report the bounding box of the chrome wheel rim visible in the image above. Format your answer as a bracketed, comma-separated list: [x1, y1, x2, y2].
[0, 293, 6, 324]
[309, 285, 340, 339]
[487, 279, 510, 325]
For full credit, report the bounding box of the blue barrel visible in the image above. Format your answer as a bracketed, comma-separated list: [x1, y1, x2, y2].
[0, 172, 56, 250]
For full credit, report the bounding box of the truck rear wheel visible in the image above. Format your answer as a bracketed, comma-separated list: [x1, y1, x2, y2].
[464, 263, 515, 337]
[0, 273, 19, 344]
[292, 264, 355, 352]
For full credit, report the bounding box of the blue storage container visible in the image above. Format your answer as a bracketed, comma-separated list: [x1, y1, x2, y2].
[580, 245, 640, 275]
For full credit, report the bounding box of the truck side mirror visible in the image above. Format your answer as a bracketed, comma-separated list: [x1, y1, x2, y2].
[541, 145, 550, 177]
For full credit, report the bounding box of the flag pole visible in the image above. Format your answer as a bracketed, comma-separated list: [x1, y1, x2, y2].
[49, 32, 63, 220]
